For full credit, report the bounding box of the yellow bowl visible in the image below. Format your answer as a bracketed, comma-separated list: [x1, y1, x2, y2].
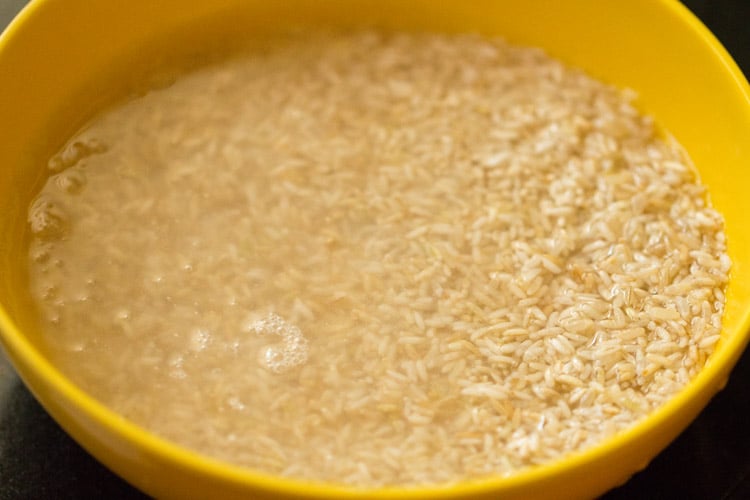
[1, 1, 749, 498]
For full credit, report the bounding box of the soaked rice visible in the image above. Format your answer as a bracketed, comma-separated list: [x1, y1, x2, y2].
[27, 32, 729, 486]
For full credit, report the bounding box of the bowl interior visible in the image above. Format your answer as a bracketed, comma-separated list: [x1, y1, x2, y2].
[1, 1, 749, 499]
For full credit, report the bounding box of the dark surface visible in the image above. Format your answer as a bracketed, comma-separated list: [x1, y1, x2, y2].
[1, 0, 749, 499]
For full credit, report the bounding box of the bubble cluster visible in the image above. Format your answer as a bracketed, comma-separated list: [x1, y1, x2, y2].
[190, 328, 210, 352]
[29, 241, 52, 264]
[168, 354, 187, 380]
[28, 195, 68, 239]
[47, 138, 106, 172]
[53, 166, 87, 194]
[247, 312, 308, 373]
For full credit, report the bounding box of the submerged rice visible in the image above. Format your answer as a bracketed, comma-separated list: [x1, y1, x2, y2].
[27, 32, 729, 486]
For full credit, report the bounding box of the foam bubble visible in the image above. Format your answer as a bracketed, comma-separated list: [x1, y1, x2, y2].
[65, 339, 87, 353]
[248, 312, 308, 373]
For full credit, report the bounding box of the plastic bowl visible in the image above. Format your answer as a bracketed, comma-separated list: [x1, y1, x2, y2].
[1, 1, 749, 499]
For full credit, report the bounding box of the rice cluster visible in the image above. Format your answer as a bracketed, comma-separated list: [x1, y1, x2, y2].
[27, 32, 729, 486]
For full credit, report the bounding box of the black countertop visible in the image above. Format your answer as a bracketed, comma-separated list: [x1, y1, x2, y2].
[1, 1, 749, 498]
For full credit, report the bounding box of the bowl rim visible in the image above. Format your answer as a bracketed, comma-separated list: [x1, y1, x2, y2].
[1, 0, 750, 497]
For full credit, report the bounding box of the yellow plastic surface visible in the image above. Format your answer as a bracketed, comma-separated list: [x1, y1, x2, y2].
[0, 1, 749, 499]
